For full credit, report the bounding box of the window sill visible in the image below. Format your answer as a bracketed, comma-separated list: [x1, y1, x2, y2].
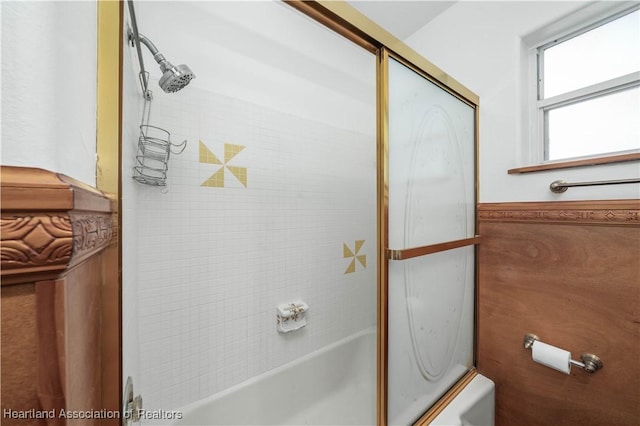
[507, 152, 640, 174]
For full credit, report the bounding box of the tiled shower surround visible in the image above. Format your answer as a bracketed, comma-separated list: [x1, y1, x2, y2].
[130, 85, 377, 411]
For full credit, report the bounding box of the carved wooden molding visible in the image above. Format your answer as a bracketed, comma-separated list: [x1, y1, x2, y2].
[478, 200, 640, 226]
[69, 212, 113, 268]
[1, 213, 73, 268]
[1, 166, 114, 285]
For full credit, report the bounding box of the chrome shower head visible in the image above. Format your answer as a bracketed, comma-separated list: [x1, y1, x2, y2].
[159, 63, 195, 93]
[138, 33, 195, 94]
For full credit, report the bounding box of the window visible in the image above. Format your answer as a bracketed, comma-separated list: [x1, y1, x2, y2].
[535, 6, 640, 162]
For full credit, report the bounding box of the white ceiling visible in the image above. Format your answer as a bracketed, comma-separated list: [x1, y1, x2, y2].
[347, 1, 457, 40]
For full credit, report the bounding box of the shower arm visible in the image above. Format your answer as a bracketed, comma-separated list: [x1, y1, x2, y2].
[137, 34, 173, 74]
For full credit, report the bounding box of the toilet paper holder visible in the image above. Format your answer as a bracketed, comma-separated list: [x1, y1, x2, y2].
[523, 333, 603, 374]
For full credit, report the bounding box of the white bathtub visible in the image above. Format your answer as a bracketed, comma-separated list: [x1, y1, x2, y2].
[162, 327, 493, 426]
[171, 327, 376, 425]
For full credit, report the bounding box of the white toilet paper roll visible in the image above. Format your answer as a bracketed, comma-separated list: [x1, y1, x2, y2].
[531, 341, 571, 374]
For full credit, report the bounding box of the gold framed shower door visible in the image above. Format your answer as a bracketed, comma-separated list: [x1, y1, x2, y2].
[98, 1, 481, 425]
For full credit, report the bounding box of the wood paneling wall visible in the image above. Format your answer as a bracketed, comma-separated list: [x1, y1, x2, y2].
[477, 200, 640, 425]
[1, 284, 46, 426]
[1, 166, 116, 426]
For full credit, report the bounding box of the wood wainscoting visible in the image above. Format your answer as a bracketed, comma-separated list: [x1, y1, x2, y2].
[1, 166, 118, 426]
[477, 200, 640, 425]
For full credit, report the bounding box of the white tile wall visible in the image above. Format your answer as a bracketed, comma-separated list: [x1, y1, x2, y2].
[130, 84, 377, 411]
[123, 0, 377, 414]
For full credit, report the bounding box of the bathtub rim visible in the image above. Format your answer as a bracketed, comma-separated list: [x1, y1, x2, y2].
[172, 325, 377, 418]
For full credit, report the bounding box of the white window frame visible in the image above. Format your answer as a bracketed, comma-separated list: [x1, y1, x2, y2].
[524, 1, 640, 165]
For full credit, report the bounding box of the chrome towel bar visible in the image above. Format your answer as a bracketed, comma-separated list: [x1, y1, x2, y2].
[550, 178, 640, 193]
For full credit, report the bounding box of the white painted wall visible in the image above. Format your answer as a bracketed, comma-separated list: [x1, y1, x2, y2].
[405, 1, 640, 202]
[1, 1, 98, 186]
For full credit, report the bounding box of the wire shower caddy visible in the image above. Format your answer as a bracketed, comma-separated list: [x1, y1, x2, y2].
[132, 84, 187, 186]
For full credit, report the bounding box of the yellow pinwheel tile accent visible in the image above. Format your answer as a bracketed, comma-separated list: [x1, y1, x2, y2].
[199, 140, 222, 164]
[225, 143, 245, 163]
[201, 167, 225, 187]
[343, 240, 366, 274]
[226, 166, 247, 188]
[199, 141, 248, 188]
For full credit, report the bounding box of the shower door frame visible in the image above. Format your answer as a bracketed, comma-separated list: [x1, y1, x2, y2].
[285, 2, 481, 425]
[380, 48, 480, 425]
[96, 0, 123, 422]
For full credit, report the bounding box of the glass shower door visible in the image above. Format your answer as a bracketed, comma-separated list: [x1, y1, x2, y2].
[385, 56, 476, 425]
